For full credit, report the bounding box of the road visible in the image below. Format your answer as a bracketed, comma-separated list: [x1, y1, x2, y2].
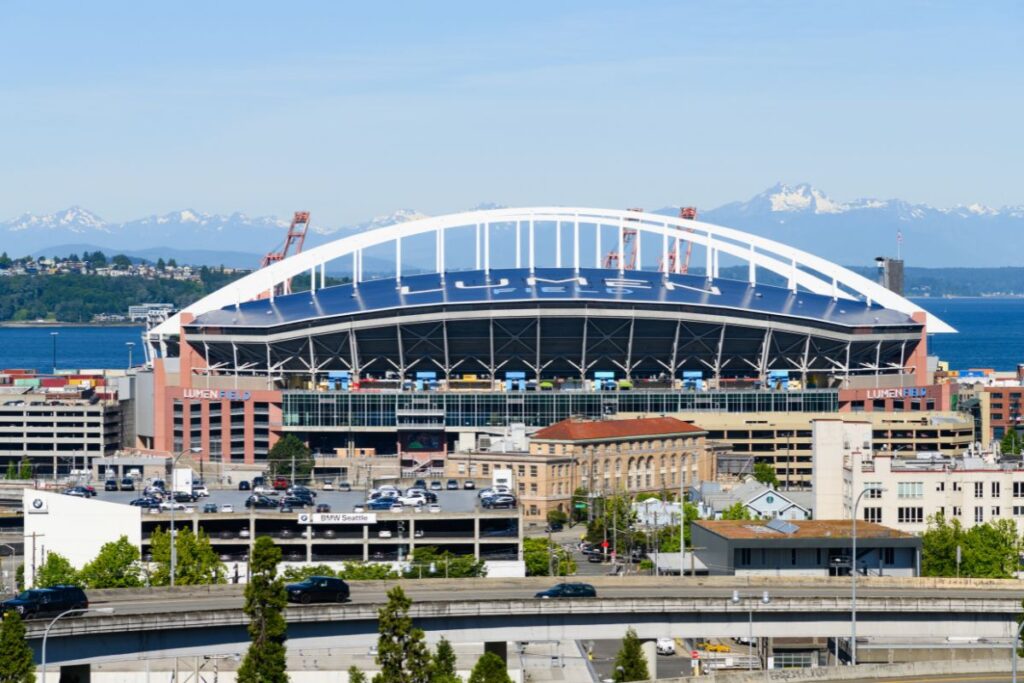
[71, 576, 1024, 617]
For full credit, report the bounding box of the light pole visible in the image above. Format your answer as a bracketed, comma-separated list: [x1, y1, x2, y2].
[732, 590, 770, 671]
[42, 607, 115, 683]
[851, 485, 885, 665]
[50, 332, 58, 374]
[0, 543, 14, 593]
[126, 342, 135, 369]
[170, 447, 202, 587]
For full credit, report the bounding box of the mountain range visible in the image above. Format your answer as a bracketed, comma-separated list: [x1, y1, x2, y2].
[4, 184, 1022, 269]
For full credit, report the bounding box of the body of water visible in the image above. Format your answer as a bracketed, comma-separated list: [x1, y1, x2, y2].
[0, 298, 1019, 372]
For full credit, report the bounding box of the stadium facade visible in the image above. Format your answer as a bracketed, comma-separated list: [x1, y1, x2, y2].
[131, 207, 952, 464]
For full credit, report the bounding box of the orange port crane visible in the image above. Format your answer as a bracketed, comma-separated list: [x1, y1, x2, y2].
[604, 208, 643, 270]
[658, 206, 698, 274]
[259, 210, 311, 297]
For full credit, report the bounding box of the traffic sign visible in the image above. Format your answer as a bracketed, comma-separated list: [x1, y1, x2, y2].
[574, 502, 587, 509]
[691, 650, 700, 660]
[601, 540, 609, 548]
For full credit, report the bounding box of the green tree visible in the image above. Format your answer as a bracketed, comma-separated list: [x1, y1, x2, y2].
[429, 637, 459, 683]
[79, 536, 142, 588]
[156, 257, 166, 271]
[0, 610, 35, 683]
[585, 493, 637, 556]
[546, 508, 569, 526]
[720, 501, 752, 520]
[1001, 429, 1023, 456]
[348, 667, 367, 683]
[167, 258, 177, 268]
[89, 251, 107, 267]
[111, 254, 132, 270]
[466, 652, 512, 683]
[17, 458, 31, 480]
[150, 527, 226, 586]
[35, 552, 80, 587]
[753, 462, 780, 488]
[268, 434, 314, 480]
[4, 462, 15, 480]
[612, 627, 650, 682]
[15, 565, 24, 591]
[338, 562, 399, 581]
[404, 547, 486, 579]
[963, 519, 1019, 578]
[523, 537, 576, 577]
[280, 564, 338, 582]
[237, 537, 288, 683]
[373, 586, 432, 683]
[0, 252, 11, 268]
[921, 513, 964, 577]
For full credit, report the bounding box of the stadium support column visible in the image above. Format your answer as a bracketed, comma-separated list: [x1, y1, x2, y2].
[908, 312, 929, 385]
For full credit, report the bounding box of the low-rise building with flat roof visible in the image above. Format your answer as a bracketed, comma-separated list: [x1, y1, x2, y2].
[692, 518, 920, 577]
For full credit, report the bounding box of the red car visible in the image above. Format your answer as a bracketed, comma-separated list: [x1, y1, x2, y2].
[273, 477, 290, 491]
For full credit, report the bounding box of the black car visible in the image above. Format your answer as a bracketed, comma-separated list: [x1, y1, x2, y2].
[238, 480, 251, 491]
[129, 497, 161, 509]
[290, 485, 316, 499]
[104, 480, 119, 492]
[1, 585, 89, 618]
[286, 576, 350, 604]
[202, 502, 219, 513]
[546, 522, 564, 533]
[534, 583, 597, 599]
[279, 495, 311, 509]
[414, 479, 427, 489]
[245, 494, 278, 509]
[252, 476, 266, 488]
[446, 479, 458, 490]
[482, 494, 517, 509]
[173, 491, 197, 503]
[119, 478, 135, 491]
[315, 503, 331, 513]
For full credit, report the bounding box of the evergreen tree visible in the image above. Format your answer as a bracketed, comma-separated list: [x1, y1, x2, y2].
[156, 258, 166, 271]
[35, 552, 80, 587]
[373, 586, 432, 683]
[4, 462, 16, 480]
[347, 667, 367, 683]
[0, 610, 35, 683]
[79, 536, 142, 588]
[237, 537, 288, 683]
[1001, 429, 1023, 456]
[150, 526, 226, 585]
[17, 459, 32, 480]
[720, 501, 752, 520]
[167, 258, 177, 268]
[466, 652, 512, 683]
[267, 434, 314, 480]
[612, 628, 650, 682]
[429, 637, 459, 683]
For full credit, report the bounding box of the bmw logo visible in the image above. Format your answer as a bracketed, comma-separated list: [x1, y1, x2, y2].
[32, 499, 44, 510]
[298, 513, 310, 524]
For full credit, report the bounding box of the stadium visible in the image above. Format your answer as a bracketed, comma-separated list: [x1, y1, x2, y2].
[137, 207, 952, 461]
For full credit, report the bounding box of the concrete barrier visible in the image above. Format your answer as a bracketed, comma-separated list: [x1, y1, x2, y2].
[649, 657, 1016, 683]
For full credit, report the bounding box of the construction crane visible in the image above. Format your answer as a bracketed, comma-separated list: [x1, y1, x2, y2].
[659, 207, 698, 274]
[259, 211, 311, 297]
[604, 208, 643, 270]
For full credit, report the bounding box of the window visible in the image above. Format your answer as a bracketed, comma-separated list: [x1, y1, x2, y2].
[974, 482, 984, 498]
[865, 482, 883, 499]
[1013, 506, 1024, 516]
[975, 506, 984, 523]
[992, 506, 1000, 517]
[1014, 482, 1024, 498]
[937, 506, 944, 518]
[897, 507, 924, 524]
[952, 506, 962, 517]
[953, 482, 961, 492]
[936, 481, 945, 492]
[883, 548, 895, 565]
[897, 482, 923, 499]
[863, 507, 881, 523]
[791, 549, 797, 565]
[992, 482, 1001, 498]
[740, 548, 751, 566]
[530, 465, 538, 478]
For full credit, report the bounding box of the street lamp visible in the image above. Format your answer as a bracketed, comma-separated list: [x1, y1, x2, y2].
[0, 543, 14, 594]
[851, 485, 886, 666]
[50, 332, 58, 374]
[732, 590, 770, 671]
[41, 607, 115, 683]
[126, 342, 135, 370]
[170, 447, 202, 587]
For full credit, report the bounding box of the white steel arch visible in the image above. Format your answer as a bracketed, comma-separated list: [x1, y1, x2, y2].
[151, 207, 953, 339]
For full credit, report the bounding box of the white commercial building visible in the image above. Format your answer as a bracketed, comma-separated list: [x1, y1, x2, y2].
[813, 419, 1024, 535]
[23, 489, 141, 587]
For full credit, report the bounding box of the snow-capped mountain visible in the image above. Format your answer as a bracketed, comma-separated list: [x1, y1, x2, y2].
[4, 187, 1023, 268]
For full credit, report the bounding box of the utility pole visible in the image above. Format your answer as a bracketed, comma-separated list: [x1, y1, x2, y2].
[548, 525, 555, 576]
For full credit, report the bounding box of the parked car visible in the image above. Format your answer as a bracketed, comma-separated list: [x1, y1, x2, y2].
[534, 583, 597, 599]
[159, 500, 187, 511]
[173, 491, 197, 504]
[273, 477, 290, 490]
[245, 495, 278, 509]
[368, 498, 396, 511]
[252, 476, 266, 488]
[202, 503, 219, 514]
[285, 576, 350, 604]
[192, 483, 209, 497]
[129, 497, 161, 509]
[338, 481, 352, 492]
[463, 480, 476, 490]
[482, 494, 517, 509]
[289, 485, 316, 499]
[315, 503, 331, 513]
[151, 479, 166, 492]
[104, 480, 119, 492]
[238, 480, 251, 491]
[545, 522, 564, 533]
[279, 495, 311, 509]
[321, 479, 334, 491]
[656, 638, 676, 655]
[378, 529, 393, 538]
[63, 486, 89, 497]
[446, 479, 458, 490]
[119, 478, 136, 491]
[429, 480, 443, 491]
[399, 495, 426, 507]
[0, 585, 89, 618]
[414, 479, 427, 490]
[428, 503, 441, 513]
[353, 504, 366, 513]
[82, 485, 97, 497]
[587, 553, 605, 563]
[221, 504, 234, 513]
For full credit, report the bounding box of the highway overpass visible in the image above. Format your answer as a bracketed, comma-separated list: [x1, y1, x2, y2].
[24, 576, 1024, 667]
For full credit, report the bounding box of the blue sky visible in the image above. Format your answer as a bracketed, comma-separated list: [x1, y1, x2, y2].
[1, 1, 1020, 225]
